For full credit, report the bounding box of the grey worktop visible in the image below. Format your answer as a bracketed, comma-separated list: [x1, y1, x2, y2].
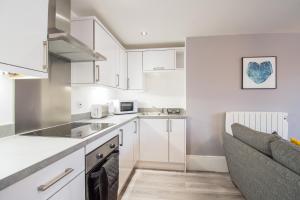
[0, 113, 187, 191]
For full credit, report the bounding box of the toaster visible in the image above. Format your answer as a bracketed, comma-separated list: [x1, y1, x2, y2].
[91, 104, 109, 119]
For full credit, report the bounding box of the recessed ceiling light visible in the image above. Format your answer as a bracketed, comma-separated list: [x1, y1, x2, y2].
[140, 31, 148, 36]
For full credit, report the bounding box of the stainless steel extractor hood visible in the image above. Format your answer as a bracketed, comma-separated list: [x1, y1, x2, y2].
[48, 0, 106, 62]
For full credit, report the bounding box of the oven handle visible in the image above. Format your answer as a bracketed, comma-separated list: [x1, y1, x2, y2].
[119, 129, 124, 146]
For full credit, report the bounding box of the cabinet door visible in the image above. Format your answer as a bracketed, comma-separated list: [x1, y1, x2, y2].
[71, 19, 94, 49]
[71, 19, 95, 84]
[118, 123, 134, 191]
[143, 49, 176, 71]
[0, 0, 48, 72]
[140, 119, 168, 162]
[133, 120, 139, 164]
[71, 62, 95, 84]
[116, 48, 128, 89]
[127, 52, 143, 90]
[169, 119, 185, 163]
[95, 22, 117, 87]
[48, 172, 85, 200]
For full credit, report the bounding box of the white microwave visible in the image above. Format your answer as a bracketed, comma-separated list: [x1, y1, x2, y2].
[112, 100, 138, 115]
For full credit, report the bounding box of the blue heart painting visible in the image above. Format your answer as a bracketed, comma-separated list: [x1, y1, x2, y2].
[247, 61, 273, 84]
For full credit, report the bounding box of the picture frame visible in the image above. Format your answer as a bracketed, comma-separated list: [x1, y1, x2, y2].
[242, 56, 277, 89]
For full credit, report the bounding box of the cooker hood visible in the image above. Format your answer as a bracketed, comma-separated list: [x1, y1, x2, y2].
[48, 0, 106, 62]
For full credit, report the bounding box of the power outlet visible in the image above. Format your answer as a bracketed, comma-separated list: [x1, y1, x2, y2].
[77, 102, 83, 109]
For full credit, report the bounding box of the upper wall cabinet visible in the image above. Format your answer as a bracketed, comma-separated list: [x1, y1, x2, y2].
[0, 0, 49, 77]
[94, 21, 119, 88]
[127, 51, 144, 90]
[143, 49, 176, 71]
[71, 17, 125, 88]
[117, 49, 128, 89]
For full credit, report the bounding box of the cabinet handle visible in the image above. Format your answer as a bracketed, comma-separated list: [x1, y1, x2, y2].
[169, 119, 172, 132]
[98, 65, 100, 82]
[153, 67, 165, 70]
[134, 121, 137, 134]
[37, 168, 74, 192]
[95, 65, 100, 82]
[119, 129, 124, 146]
[116, 74, 120, 87]
[127, 78, 130, 89]
[43, 41, 48, 71]
[166, 119, 169, 132]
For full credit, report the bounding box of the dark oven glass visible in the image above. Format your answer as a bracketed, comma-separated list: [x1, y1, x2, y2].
[120, 102, 134, 112]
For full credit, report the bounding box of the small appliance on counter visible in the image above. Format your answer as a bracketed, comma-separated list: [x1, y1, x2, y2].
[112, 100, 138, 115]
[91, 104, 109, 119]
[166, 108, 182, 115]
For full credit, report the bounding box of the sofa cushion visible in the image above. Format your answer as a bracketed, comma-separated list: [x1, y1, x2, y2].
[231, 123, 281, 156]
[271, 139, 300, 175]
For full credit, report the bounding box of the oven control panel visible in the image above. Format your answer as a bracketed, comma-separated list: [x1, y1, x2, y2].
[85, 136, 119, 173]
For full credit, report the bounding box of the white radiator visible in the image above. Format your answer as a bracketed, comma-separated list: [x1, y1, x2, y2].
[225, 112, 288, 139]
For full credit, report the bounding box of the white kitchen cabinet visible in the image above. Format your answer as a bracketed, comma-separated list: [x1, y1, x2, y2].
[140, 119, 169, 162]
[169, 119, 185, 163]
[133, 120, 140, 164]
[0, 148, 85, 200]
[71, 19, 95, 84]
[0, 0, 49, 75]
[143, 49, 176, 71]
[116, 49, 128, 89]
[95, 22, 118, 88]
[140, 118, 186, 164]
[127, 52, 144, 90]
[71, 62, 95, 84]
[48, 172, 85, 200]
[71, 17, 126, 88]
[118, 121, 135, 192]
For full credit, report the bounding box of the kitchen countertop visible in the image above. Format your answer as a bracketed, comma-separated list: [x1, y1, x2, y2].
[138, 113, 187, 119]
[0, 113, 187, 191]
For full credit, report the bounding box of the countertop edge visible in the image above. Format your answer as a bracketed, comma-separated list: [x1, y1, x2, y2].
[138, 115, 187, 119]
[0, 115, 138, 191]
[0, 114, 186, 190]
[0, 143, 84, 191]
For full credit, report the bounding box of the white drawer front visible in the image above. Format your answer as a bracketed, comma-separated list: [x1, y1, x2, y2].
[0, 148, 85, 200]
[48, 172, 85, 200]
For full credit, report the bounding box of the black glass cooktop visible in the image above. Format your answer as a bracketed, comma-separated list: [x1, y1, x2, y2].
[21, 122, 115, 138]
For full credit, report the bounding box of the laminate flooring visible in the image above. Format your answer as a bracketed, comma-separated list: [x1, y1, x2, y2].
[122, 170, 245, 200]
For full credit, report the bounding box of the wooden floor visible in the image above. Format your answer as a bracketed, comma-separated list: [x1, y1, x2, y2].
[122, 170, 245, 200]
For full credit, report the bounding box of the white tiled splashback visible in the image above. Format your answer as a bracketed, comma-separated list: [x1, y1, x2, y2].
[71, 70, 186, 114]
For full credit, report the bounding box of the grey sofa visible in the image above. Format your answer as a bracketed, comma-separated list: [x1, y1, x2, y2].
[223, 123, 300, 200]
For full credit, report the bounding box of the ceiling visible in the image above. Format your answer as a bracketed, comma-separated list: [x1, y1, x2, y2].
[71, 0, 300, 49]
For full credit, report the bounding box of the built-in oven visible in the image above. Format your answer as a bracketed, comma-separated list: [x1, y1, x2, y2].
[112, 100, 138, 115]
[86, 136, 119, 200]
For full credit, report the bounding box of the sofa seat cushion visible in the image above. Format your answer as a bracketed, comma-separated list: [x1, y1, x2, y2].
[231, 123, 281, 156]
[271, 139, 300, 175]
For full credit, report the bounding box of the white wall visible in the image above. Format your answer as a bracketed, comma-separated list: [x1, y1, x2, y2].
[71, 85, 118, 114]
[118, 70, 185, 108]
[0, 73, 14, 125]
[71, 70, 186, 114]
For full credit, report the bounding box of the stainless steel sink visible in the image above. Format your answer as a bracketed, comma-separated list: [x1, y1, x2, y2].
[140, 112, 166, 116]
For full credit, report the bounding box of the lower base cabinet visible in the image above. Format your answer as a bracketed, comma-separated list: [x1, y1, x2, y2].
[140, 119, 169, 162]
[140, 118, 185, 164]
[118, 120, 138, 193]
[48, 172, 85, 200]
[0, 148, 85, 200]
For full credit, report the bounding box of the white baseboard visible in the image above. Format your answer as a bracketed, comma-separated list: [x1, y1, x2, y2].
[136, 161, 185, 171]
[186, 155, 228, 173]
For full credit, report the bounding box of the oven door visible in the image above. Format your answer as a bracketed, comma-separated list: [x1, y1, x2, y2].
[86, 151, 119, 200]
